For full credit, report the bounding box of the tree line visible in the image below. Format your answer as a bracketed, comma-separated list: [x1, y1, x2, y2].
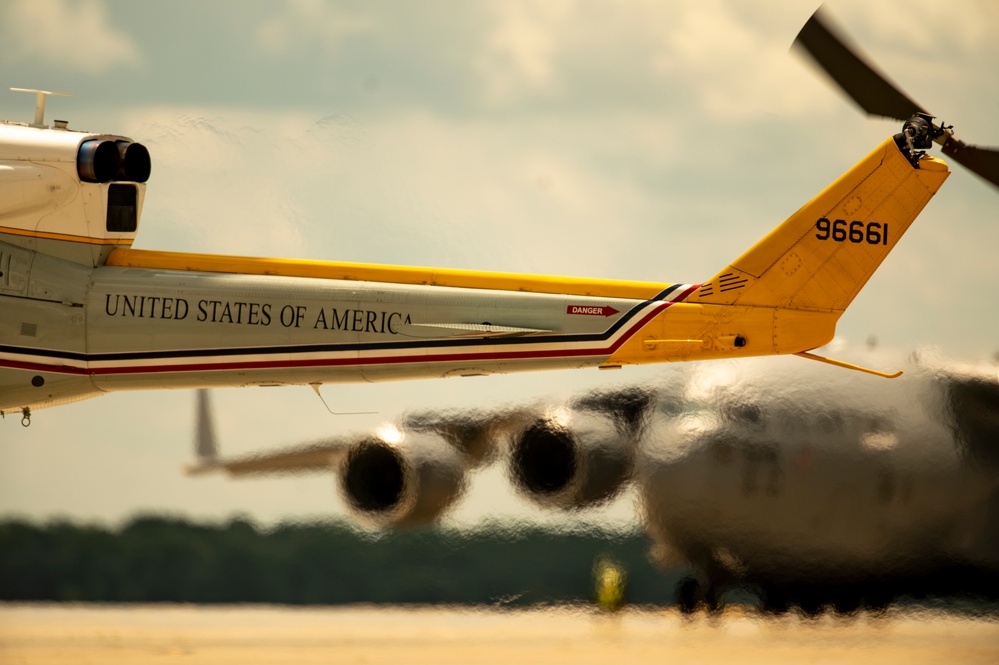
[0, 515, 688, 606]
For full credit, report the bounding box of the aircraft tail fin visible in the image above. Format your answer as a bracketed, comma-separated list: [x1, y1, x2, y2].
[689, 138, 948, 313]
[195, 389, 218, 462]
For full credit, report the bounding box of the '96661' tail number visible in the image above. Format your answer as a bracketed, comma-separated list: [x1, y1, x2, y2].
[815, 218, 888, 245]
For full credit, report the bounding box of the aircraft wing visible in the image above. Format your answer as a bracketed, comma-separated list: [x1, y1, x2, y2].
[186, 405, 541, 479]
[185, 438, 354, 477]
[184, 384, 648, 526]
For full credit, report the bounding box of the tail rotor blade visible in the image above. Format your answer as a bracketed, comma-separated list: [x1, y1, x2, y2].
[793, 8, 925, 121]
[795, 8, 999, 192]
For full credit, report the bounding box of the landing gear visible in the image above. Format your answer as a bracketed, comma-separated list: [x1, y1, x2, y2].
[21, 407, 30, 427]
[675, 576, 723, 615]
[758, 586, 791, 616]
[676, 577, 699, 615]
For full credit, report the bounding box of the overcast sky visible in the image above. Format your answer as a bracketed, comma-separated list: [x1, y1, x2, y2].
[1, 0, 997, 529]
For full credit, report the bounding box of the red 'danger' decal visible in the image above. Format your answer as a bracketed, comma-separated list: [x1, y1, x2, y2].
[566, 305, 619, 317]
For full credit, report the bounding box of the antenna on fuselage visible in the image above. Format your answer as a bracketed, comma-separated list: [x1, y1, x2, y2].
[10, 88, 73, 128]
[309, 383, 377, 416]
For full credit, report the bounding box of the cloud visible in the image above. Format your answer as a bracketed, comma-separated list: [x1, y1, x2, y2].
[838, 0, 999, 54]
[649, 1, 822, 118]
[118, 109, 312, 258]
[114, 105, 676, 277]
[255, 0, 377, 56]
[465, 1, 826, 118]
[0, 0, 142, 74]
[240, 1, 826, 119]
[474, 1, 574, 106]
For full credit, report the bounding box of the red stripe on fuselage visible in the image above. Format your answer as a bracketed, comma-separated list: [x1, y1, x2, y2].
[2, 292, 696, 376]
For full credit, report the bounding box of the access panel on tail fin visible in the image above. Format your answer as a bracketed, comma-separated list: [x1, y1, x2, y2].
[691, 139, 949, 313]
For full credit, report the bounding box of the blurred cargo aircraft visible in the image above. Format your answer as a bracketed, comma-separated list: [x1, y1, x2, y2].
[5, 9, 997, 427]
[188, 346, 999, 612]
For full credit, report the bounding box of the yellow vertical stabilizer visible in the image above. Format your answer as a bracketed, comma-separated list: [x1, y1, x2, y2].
[690, 139, 949, 312]
[604, 139, 948, 369]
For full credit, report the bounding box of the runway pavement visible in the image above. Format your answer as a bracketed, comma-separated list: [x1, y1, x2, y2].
[1, 603, 997, 664]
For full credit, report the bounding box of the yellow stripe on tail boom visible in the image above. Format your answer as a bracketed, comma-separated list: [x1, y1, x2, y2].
[104, 248, 669, 300]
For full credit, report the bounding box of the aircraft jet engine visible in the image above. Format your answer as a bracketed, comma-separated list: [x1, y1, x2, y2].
[339, 429, 466, 528]
[507, 387, 653, 510]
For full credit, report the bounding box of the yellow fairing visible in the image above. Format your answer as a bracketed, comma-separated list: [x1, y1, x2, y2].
[105, 249, 668, 300]
[605, 303, 838, 366]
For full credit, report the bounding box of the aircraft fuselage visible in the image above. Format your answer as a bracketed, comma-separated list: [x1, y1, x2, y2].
[2, 239, 716, 411]
[0, 109, 949, 417]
